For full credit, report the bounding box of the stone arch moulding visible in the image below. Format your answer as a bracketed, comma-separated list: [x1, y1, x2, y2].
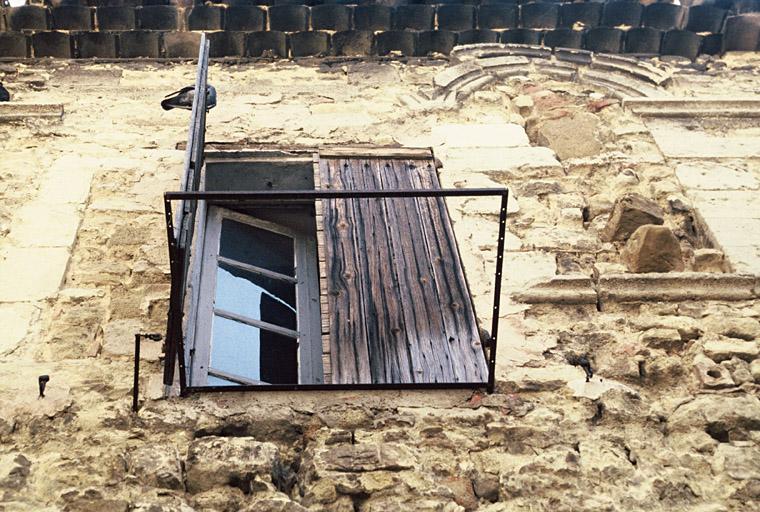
[433, 43, 673, 104]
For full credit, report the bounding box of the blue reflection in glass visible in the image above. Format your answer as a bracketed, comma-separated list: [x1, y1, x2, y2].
[210, 315, 261, 383]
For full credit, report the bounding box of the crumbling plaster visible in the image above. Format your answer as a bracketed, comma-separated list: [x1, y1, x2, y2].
[0, 53, 759, 511]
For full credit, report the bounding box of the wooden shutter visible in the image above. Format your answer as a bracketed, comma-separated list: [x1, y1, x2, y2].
[316, 149, 488, 385]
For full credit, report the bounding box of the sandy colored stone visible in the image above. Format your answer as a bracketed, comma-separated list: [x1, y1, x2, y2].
[432, 123, 530, 148]
[533, 112, 602, 161]
[692, 248, 726, 273]
[0, 303, 37, 354]
[621, 225, 684, 273]
[601, 193, 665, 242]
[703, 337, 759, 362]
[0, 247, 70, 302]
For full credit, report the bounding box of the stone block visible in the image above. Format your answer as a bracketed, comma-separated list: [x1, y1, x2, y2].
[694, 357, 735, 389]
[692, 248, 726, 273]
[118, 30, 161, 58]
[512, 275, 597, 305]
[185, 436, 280, 493]
[520, 2, 559, 30]
[290, 30, 329, 57]
[417, 30, 456, 56]
[585, 27, 624, 54]
[625, 27, 663, 54]
[532, 111, 601, 161]
[247, 30, 287, 57]
[642, 3, 685, 31]
[701, 33, 724, 55]
[601, 193, 664, 242]
[0, 247, 70, 302]
[543, 28, 583, 49]
[208, 30, 245, 57]
[0, 304, 37, 355]
[311, 4, 351, 32]
[96, 7, 136, 31]
[268, 4, 308, 32]
[374, 30, 415, 56]
[51, 5, 92, 30]
[77, 31, 117, 58]
[432, 123, 529, 148]
[559, 2, 601, 29]
[437, 4, 476, 31]
[478, 4, 518, 29]
[661, 30, 702, 60]
[164, 31, 201, 58]
[686, 5, 727, 34]
[621, 225, 684, 273]
[0, 33, 29, 59]
[353, 5, 391, 31]
[704, 338, 759, 363]
[10, 202, 80, 248]
[7, 6, 49, 31]
[601, 0, 642, 28]
[225, 6, 265, 32]
[331, 30, 372, 56]
[500, 28, 542, 45]
[32, 31, 72, 58]
[439, 146, 560, 173]
[138, 5, 179, 31]
[127, 444, 183, 490]
[598, 273, 757, 304]
[724, 14, 760, 51]
[314, 443, 415, 472]
[675, 163, 759, 191]
[186, 5, 224, 31]
[393, 5, 434, 31]
[459, 29, 500, 44]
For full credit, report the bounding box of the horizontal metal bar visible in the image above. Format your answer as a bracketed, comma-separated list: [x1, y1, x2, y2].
[218, 256, 297, 284]
[214, 307, 300, 339]
[185, 381, 488, 393]
[165, 188, 508, 201]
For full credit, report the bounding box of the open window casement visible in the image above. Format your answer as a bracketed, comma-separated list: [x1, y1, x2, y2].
[169, 148, 491, 389]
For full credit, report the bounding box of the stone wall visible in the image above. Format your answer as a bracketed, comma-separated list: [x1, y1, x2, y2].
[1, 1, 760, 59]
[1, 52, 760, 511]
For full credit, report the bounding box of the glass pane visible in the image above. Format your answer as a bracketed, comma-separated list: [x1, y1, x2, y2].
[215, 262, 297, 331]
[220, 218, 294, 277]
[210, 315, 298, 385]
[208, 375, 235, 386]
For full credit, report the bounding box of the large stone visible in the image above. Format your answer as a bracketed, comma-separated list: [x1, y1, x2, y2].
[432, 123, 529, 148]
[691, 249, 726, 273]
[702, 316, 760, 341]
[127, 443, 184, 490]
[601, 194, 664, 242]
[0, 247, 70, 302]
[531, 112, 602, 161]
[703, 337, 759, 362]
[316, 443, 415, 472]
[185, 437, 280, 493]
[621, 225, 684, 273]
[712, 444, 760, 481]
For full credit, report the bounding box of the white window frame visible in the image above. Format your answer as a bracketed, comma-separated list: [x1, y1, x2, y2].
[189, 205, 322, 386]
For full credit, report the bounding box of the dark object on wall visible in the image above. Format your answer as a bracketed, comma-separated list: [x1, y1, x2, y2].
[247, 30, 288, 57]
[477, 4, 518, 29]
[685, 5, 727, 34]
[521, 2, 559, 29]
[393, 5, 435, 31]
[96, 7, 136, 31]
[331, 30, 373, 56]
[138, 5, 180, 31]
[437, 4, 476, 31]
[186, 5, 225, 31]
[417, 30, 457, 55]
[51, 6, 92, 30]
[208, 31, 246, 58]
[119, 30, 161, 58]
[0, 33, 29, 59]
[225, 6, 265, 32]
[600, 0, 642, 28]
[585, 27, 624, 53]
[375, 30, 416, 56]
[32, 31, 72, 58]
[625, 27, 663, 54]
[501, 28, 542, 45]
[162, 85, 217, 111]
[290, 31, 330, 57]
[268, 5, 309, 32]
[642, 3, 685, 31]
[559, 2, 601, 29]
[566, 354, 593, 382]
[0, 83, 9, 102]
[165, 31, 202, 59]
[724, 14, 760, 51]
[701, 33, 724, 55]
[311, 4, 352, 32]
[458, 29, 500, 44]
[543, 28, 583, 48]
[354, 5, 392, 31]
[8, 5, 49, 31]
[38, 375, 50, 398]
[661, 29, 703, 60]
[78, 31, 117, 58]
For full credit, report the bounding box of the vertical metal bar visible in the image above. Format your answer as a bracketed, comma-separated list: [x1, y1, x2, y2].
[132, 334, 141, 412]
[487, 191, 509, 393]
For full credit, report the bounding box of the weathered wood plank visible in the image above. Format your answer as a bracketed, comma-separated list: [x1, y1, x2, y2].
[319, 146, 433, 159]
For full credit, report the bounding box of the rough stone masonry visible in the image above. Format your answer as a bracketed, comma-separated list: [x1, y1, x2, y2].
[0, 47, 760, 511]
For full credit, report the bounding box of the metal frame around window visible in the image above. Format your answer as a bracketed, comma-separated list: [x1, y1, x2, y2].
[190, 206, 323, 386]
